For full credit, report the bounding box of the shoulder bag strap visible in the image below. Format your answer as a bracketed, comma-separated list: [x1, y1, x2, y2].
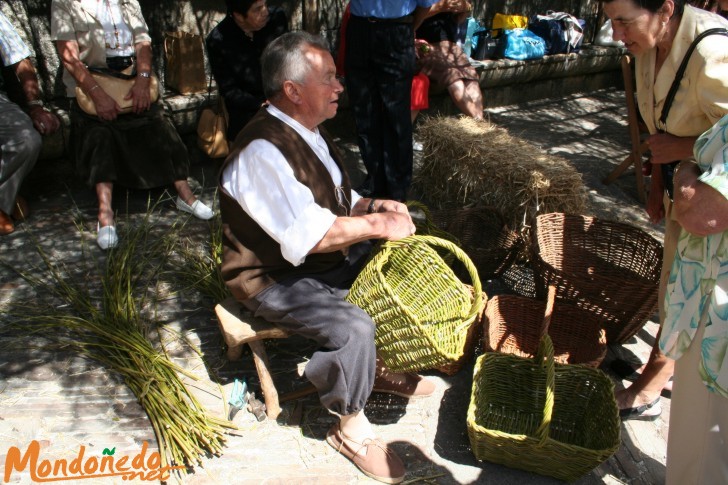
[658, 27, 728, 131]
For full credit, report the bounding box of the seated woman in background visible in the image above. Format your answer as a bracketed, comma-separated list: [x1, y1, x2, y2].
[206, 0, 288, 142]
[50, 0, 213, 250]
[416, 0, 484, 119]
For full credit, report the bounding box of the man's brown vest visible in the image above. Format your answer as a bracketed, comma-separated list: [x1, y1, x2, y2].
[218, 109, 353, 301]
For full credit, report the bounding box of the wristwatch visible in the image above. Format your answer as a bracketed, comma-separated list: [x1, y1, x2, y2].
[138, 71, 151, 78]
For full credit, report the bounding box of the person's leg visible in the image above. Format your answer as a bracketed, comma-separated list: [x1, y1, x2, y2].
[374, 23, 415, 201]
[96, 182, 114, 228]
[447, 79, 484, 119]
[345, 17, 384, 197]
[617, 197, 679, 416]
[666, 289, 728, 485]
[0, 93, 42, 234]
[95, 181, 119, 250]
[173, 178, 213, 220]
[245, 276, 377, 417]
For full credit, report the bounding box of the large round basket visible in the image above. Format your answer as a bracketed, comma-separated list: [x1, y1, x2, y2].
[346, 235, 485, 373]
[531, 213, 662, 343]
[467, 335, 621, 482]
[484, 287, 607, 368]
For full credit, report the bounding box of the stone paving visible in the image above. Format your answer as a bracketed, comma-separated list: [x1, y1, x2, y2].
[0, 88, 668, 484]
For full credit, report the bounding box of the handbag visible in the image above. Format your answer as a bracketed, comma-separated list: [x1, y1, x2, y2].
[654, 27, 728, 197]
[197, 89, 229, 159]
[164, 31, 207, 95]
[496, 28, 546, 60]
[75, 66, 159, 116]
[492, 13, 528, 37]
[529, 11, 585, 54]
[472, 29, 498, 60]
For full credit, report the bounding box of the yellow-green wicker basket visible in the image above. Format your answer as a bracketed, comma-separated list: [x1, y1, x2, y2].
[467, 335, 620, 482]
[346, 235, 484, 373]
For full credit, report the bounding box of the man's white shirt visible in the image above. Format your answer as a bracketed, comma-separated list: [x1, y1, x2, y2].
[221, 104, 361, 266]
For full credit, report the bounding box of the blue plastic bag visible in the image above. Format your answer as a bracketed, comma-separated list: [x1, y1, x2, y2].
[496, 28, 547, 60]
[458, 17, 481, 56]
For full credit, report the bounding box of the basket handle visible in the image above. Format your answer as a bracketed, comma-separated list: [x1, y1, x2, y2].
[539, 285, 557, 341]
[534, 333, 555, 446]
[405, 201, 462, 247]
[375, 235, 484, 322]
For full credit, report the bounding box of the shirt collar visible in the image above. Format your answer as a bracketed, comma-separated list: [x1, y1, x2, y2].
[266, 104, 321, 144]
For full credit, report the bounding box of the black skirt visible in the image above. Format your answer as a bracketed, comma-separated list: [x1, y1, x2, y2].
[70, 101, 189, 188]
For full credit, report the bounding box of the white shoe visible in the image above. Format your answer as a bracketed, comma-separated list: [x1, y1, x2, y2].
[97, 223, 118, 250]
[176, 197, 214, 220]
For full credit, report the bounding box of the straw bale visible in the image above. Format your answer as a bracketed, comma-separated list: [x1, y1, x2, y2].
[413, 116, 587, 232]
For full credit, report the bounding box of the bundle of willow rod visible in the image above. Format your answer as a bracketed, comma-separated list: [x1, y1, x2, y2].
[165, 214, 230, 302]
[3, 215, 233, 477]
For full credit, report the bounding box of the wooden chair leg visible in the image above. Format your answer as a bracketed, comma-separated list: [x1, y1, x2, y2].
[226, 344, 244, 361]
[248, 340, 281, 420]
[603, 153, 635, 184]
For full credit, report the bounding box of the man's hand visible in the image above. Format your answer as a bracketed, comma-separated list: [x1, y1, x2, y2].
[28, 106, 60, 135]
[436, 0, 471, 13]
[378, 211, 417, 240]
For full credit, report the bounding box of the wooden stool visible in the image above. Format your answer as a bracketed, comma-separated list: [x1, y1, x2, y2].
[214, 296, 290, 420]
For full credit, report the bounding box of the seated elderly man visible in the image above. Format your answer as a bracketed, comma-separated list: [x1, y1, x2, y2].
[218, 31, 434, 484]
[0, 11, 60, 234]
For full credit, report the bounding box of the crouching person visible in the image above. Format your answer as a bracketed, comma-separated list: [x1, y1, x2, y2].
[218, 31, 435, 484]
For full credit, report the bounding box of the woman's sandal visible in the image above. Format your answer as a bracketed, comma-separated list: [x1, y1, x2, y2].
[619, 397, 661, 421]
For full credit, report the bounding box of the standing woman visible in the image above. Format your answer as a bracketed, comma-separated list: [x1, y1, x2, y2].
[601, 0, 728, 420]
[51, 0, 213, 250]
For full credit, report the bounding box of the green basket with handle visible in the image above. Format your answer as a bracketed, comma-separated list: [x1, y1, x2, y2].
[467, 333, 620, 482]
[346, 235, 484, 373]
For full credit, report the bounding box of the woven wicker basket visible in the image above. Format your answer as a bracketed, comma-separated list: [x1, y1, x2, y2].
[346, 235, 485, 373]
[467, 335, 621, 482]
[484, 286, 607, 367]
[531, 213, 662, 343]
[408, 201, 522, 280]
[436, 286, 486, 376]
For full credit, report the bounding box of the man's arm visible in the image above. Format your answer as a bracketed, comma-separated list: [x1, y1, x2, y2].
[310, 199, 416, 254]
[672, 161, 728, 236]
[13, 58, 60, 135]
[421, 0, 471, 22]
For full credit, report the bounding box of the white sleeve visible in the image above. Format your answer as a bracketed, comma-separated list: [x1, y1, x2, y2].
[221, 139, 337, 266]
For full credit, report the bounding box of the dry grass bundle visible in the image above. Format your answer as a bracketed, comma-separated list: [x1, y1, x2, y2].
[414, 116, 587, 232]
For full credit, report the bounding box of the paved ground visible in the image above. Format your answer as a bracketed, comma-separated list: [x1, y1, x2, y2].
[0, 87, 669, 484]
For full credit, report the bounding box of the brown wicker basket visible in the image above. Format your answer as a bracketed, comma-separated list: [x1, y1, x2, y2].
[531, 213, 662, 343]
[484, 287, 607, 367]
[409, 202, 522, 280]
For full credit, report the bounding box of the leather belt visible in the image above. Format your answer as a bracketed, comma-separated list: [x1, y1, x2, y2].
[351, 14, 414, 24]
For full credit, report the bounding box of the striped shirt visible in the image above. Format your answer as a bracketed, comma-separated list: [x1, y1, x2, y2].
[0, 10, 31, 67]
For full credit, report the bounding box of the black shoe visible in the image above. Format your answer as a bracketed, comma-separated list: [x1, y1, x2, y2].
[620, 397, 661, 421]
